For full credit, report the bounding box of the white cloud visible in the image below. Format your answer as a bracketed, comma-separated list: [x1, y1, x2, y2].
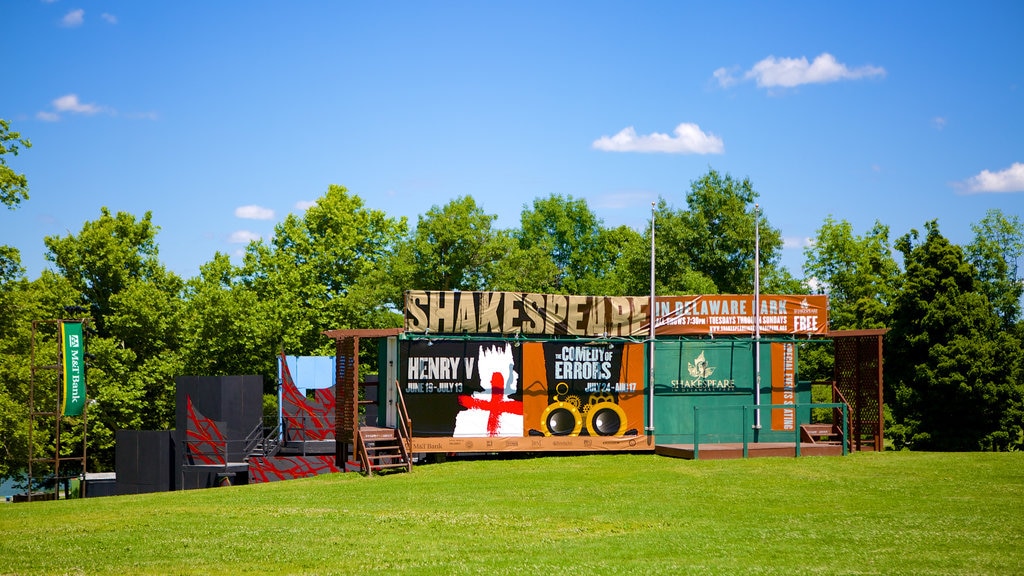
[38, 94, 106, 121]
[932, 117, 947, 130]
[960, 162, 1024, 194]
[40, 93, 154, 121]
[61, 9, 84, 27]
[746, 53, 885, 88]
[295, 200, 317, 211]
[234, 205, 275, 220]
[101, 13, 117, 24]
[783, 236, 814, 250]
[716, 53, 885, 90]
[713, 67, 739, 88]
[593, 123, 724, 155]
[229, 230, 262, 244]
[804, 277, 826, 293]
[53, 94, 101, 114]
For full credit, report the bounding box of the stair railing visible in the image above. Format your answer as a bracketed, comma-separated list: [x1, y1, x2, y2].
[392, 379, 413, 472]
[830, 382, 854, 453]
[241, 421, 265, 458]
[355, 427, 373, 476]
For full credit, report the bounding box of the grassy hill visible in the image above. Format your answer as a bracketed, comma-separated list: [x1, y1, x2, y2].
[1, 451, 1021, 575]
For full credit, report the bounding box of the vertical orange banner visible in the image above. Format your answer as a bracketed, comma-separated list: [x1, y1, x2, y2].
[771, 343, 796, 431]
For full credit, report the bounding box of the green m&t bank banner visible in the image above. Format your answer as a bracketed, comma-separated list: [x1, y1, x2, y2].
[60, 321, 86, 416]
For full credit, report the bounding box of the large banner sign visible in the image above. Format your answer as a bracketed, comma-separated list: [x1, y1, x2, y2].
[652, 294, 828, 335]
[521, 341, 645, 438]
[654, 340, 753, 394]
[404, 290, 649, 337]
[401, 338, 647, 450]
[404, 291, 828, 337]
[402, 340, 524, 437]
[770, 342, 796, 431]
[60, 321, 86, 416]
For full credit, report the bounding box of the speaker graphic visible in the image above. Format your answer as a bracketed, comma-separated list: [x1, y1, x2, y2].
[534, 383, 630, 437]
[536, 383, 581, 436]
[539, 400, 582, 436]
[585, 401, 628, 436]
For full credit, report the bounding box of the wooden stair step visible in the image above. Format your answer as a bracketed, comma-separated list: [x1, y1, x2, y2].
[360, 428, 397, 441]
[355, 425, 412, 476]
[800, 423, 844, 444]
[371, 462, 411, 470]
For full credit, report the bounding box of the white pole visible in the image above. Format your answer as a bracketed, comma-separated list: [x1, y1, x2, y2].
[753, 203, 762, 433]
[647, 202, 656, 434]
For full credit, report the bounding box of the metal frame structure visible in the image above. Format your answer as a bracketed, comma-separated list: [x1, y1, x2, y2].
[28, 319, 89, 502]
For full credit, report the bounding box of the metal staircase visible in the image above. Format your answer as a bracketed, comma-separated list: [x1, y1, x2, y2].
[243, 420, 282, 459]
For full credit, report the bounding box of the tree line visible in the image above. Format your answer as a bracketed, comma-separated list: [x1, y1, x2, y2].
[1, 119, 1022, 476]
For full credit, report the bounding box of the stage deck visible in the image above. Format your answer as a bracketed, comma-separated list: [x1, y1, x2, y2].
[655, 442, 844, 460]
[278, 439, 336, 455]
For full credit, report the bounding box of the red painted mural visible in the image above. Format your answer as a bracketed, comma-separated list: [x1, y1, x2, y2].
[184, 395, 226, 466]
[280, 353, 336, 442]
[248, 456, 341, 483]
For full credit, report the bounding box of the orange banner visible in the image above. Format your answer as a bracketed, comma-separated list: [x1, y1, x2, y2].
[521, 341, 646, 438]
[410, 434, 653, 453]
[653, 294, 828, 336]
[771, 342, 796, 431]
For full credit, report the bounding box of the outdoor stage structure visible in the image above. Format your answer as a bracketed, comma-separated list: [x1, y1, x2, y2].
[102, 288, 885, 495]
[328, 290, 887, 473]
[112, 360, 346, 495]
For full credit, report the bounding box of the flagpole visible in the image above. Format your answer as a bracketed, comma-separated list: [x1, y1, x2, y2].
[647, 202, 656, 434]
[753, 203, 762, 436]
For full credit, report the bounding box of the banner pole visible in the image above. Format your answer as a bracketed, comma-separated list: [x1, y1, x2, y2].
[647, 202, 656, 434]
[753, 204, 762, 435]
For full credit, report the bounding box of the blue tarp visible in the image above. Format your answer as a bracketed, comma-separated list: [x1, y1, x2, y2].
[279, 356, 335, 393]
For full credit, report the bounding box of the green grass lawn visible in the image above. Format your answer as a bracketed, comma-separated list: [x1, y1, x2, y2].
[1, 451, 1021, 575]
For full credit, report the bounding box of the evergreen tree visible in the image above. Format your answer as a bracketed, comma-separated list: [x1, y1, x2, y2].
[887, 221, 1024, 451]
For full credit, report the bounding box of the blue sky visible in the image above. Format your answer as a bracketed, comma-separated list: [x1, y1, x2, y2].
[3, 1, 1022, 283]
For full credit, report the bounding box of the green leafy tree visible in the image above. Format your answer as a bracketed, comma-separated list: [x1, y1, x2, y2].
[0, 119, 40, 479]
[516, 194, 626, 294]
[484, 229, 561, 293]
[0, 119, 31, 209]
[887, 221, 1024, 451]
[803, 217, 899, 330]
[0, 246, 25, 325]
[613, 199, 717, 296]
[242, 185, 407, 356]
[0, 271, 81, 478]
[43, 208, 185, 467]
[965, 208, 1024, 329]
[680, 170, 785, 294]
[396, 195, 500, 292]
[613, 170, 786, 296]
[44, 208, 166, 336]
[180, 253, 278, 382]
[799, 217, 899, 391]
